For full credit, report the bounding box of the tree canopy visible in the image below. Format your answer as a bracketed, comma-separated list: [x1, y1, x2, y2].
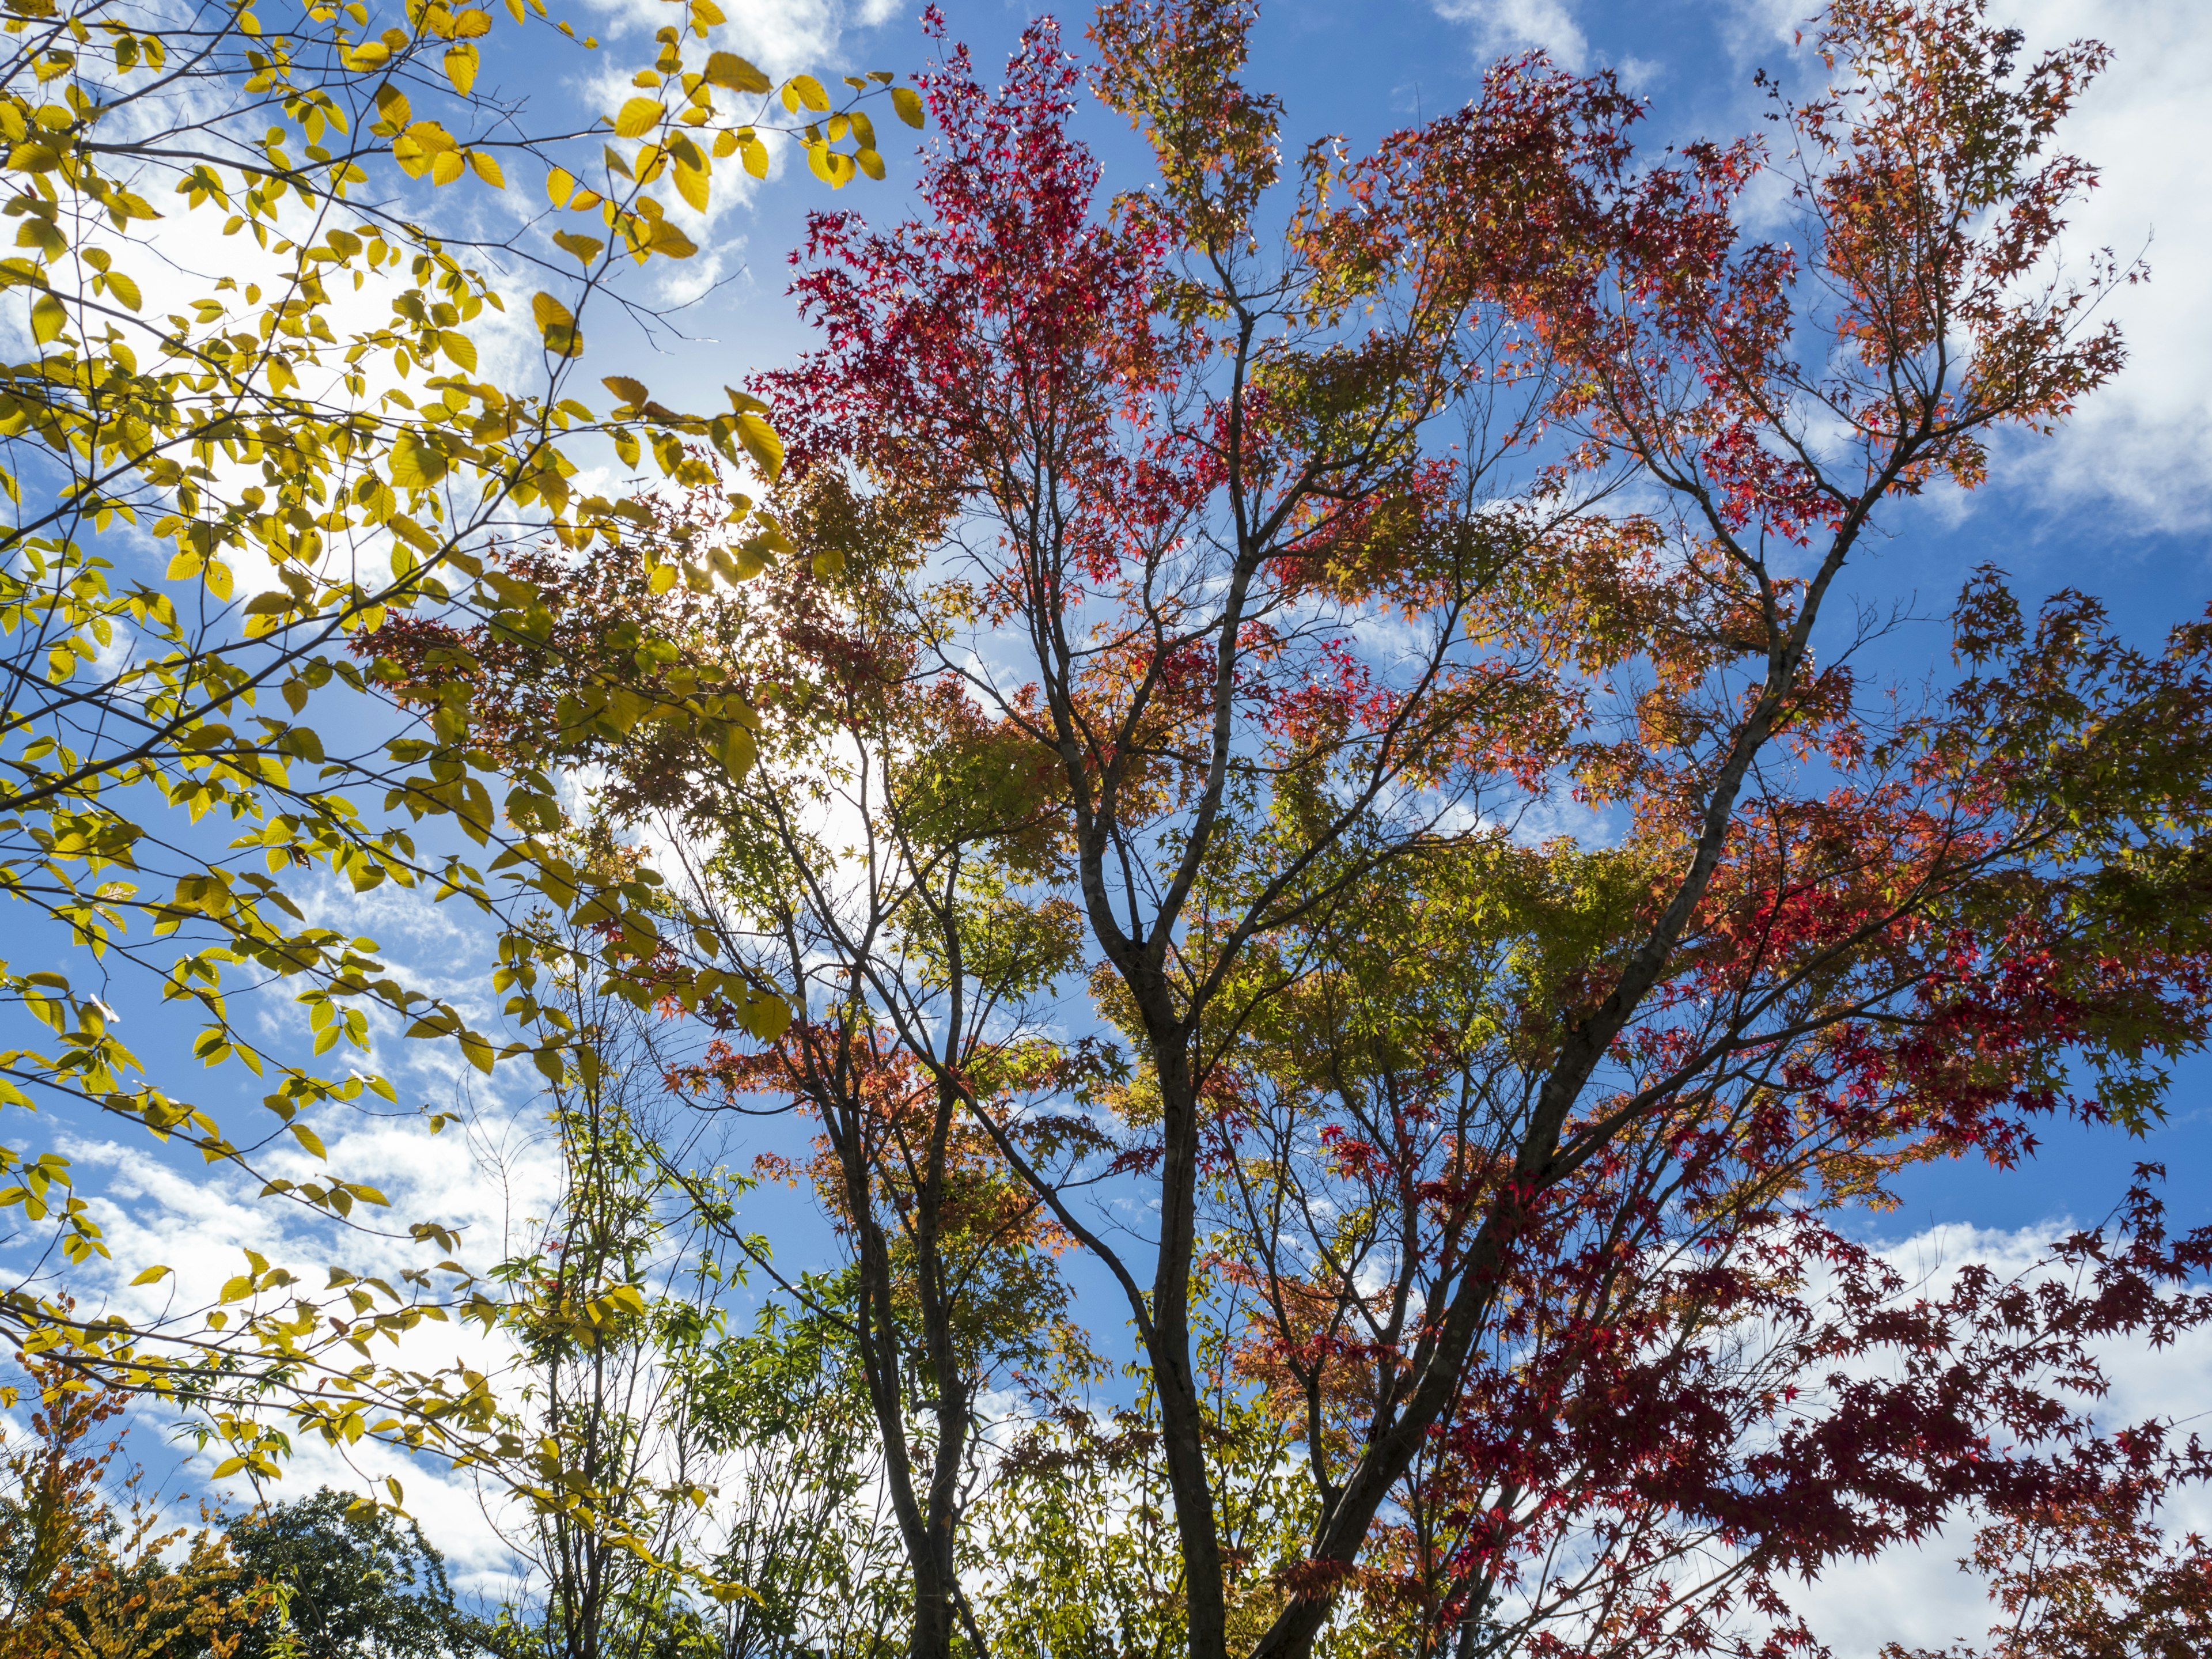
[5, 3, 2209, 1659]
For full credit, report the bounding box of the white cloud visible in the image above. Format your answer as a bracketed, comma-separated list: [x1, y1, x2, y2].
[1719, 0, 2212, 533]
[1786, 1217, 2212, 1657]
[1433, 0, 1592, 70]
[1988, 0, 2212, 531]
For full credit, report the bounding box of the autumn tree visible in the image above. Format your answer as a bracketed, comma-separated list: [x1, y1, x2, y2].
[0, 0, 927, 1518]
[365, 1, 2212, 1655]
[755, 2, 2212, 1658]
[376, 454, 1102, 1659]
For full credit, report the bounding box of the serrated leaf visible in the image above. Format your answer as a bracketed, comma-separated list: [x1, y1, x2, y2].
[468, 150, 505, 188]
[552, 229, 603, 266]
[646, 219, 697, 259]
[389, 431, 448, 488]
[704, 51, 771, 94]
[290, 1122, 327, 1159]
[441, 329, 477, 372]
[532, 290, 583, 357]
[733, 411, 782, 480]
[444, 43, 478, 96]
[613, 97, 662, 139]
[457, 1030, 495, 1073]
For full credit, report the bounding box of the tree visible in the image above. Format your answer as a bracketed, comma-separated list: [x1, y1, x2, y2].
[0, 0, 916, 1512]
[755, 2, 2212, 1658]
[224, 1487, 490, 1659]
[1, 1363, 280, 1659]
[369, 2, 2212, 1656]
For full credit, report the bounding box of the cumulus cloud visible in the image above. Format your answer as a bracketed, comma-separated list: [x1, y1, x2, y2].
[1433, 0, 1592, 70]
[1721, 0, 2212, 534]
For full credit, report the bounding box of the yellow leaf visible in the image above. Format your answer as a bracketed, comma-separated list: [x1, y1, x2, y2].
[613, 97, 661, 138]
[733, 411, 782, 479]
[29, 293, 62, 343]
[891, 85, 925, 128]
[673, 160, 708, 212]
[389, 431, 449, 488]
[646, 218, 696, 259]
[721, 720, 757, 777]
[468, 149, 504, 187]
[165, 551, 204, 581]
[107, 271, 142, 310]
[130, 1265, 172, 1286]
[206, 560, 235, 601]
[787, 74, 830, 112]
[602, 375, 649, 408]
[552, 229, 602, 265]
[290, 1122, 327, 1159]
[457, 1030, 494, 1073]
[454, 6, 492, 36]
[346, 42, 392, 70]
[376, 84, 413, 130]
[546, 164, 577, 206]
[740, 135, 768, 179]
[430, 149, 465, 185]
[444, 43, 478, 96]
[441, 329, 477, 372]
[532, 290, 583, 357]
[734, 988, 790, 1041]
[703, 51, 770, 94]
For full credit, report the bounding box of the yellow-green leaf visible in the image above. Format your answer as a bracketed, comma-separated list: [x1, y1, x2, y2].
[390, 431, 449, 488]
[602, 376, 649, 409]
[290, 1122, 327, 1159]
[552, 229, 603, 265]
[441, 329, 478, 372]
[457, 1030, 494, 1073]
[703, 52, 771, 94]
[891, 85, 925, 128]
[130, 1265, 173, 1286]
[734, 412, 782, 480]
[532, 290, 582, 357]
[613, 97, 662, 138]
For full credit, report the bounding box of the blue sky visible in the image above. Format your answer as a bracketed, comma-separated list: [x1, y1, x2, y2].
[9, 1, 2209, 1649]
